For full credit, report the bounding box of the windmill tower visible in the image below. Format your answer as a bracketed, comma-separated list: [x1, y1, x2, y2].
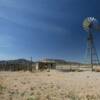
[83, 17, 99, 71]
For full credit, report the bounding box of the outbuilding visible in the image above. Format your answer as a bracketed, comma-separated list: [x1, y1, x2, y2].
[34, 61, 56, 71]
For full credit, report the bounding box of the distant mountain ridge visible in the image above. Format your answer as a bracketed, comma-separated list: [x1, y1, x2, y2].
[40, 58, 81, 65]
[0, 58, 80, 65]
[0, 59, 34, 64]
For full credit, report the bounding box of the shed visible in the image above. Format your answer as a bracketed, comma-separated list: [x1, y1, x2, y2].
[34, 61, 56, 71]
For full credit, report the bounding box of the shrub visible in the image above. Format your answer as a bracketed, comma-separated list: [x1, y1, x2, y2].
[27, 96, 40, 100]
[67, 91, 80, 100]
[94, 68, 100, 72]
[0, 84, 6, 94]
[27, 96, 36, 100]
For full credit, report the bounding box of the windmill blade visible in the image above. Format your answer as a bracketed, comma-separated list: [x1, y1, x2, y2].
[83, 17, 100, 32]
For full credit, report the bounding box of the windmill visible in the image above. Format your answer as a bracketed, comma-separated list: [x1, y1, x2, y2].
[83, 17, 100, 71]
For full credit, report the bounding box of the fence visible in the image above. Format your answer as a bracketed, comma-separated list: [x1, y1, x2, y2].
[56, 64, 100, 71]
[0, 63, 34, 71]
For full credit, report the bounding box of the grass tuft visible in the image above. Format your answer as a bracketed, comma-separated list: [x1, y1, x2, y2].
[0, 84, 5, 94]
[67, 91, 80, 100]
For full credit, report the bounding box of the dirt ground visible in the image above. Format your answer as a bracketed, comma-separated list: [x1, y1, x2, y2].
[0, 70, 100, 100]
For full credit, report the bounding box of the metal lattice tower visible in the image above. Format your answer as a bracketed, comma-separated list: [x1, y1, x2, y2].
[83, 17, 99, 71]
[86, 31, 99, 70]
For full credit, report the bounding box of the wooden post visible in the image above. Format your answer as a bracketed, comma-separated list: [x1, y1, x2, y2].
[36, 63, 39, 71]
[70, 64, 72, 72]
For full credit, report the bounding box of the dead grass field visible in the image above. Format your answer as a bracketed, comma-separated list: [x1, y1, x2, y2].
[0, 70, 100, 100]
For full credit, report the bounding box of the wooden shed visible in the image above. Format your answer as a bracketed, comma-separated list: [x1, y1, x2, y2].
[34, 61, 56, 71]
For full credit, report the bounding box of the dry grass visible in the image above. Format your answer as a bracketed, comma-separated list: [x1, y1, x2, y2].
[0, 70, 100, 100]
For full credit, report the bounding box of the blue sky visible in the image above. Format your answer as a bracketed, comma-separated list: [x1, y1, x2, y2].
[0, 0, 100, 62]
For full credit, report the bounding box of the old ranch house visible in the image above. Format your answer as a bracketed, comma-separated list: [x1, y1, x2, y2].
[35, 61, 56, 71]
